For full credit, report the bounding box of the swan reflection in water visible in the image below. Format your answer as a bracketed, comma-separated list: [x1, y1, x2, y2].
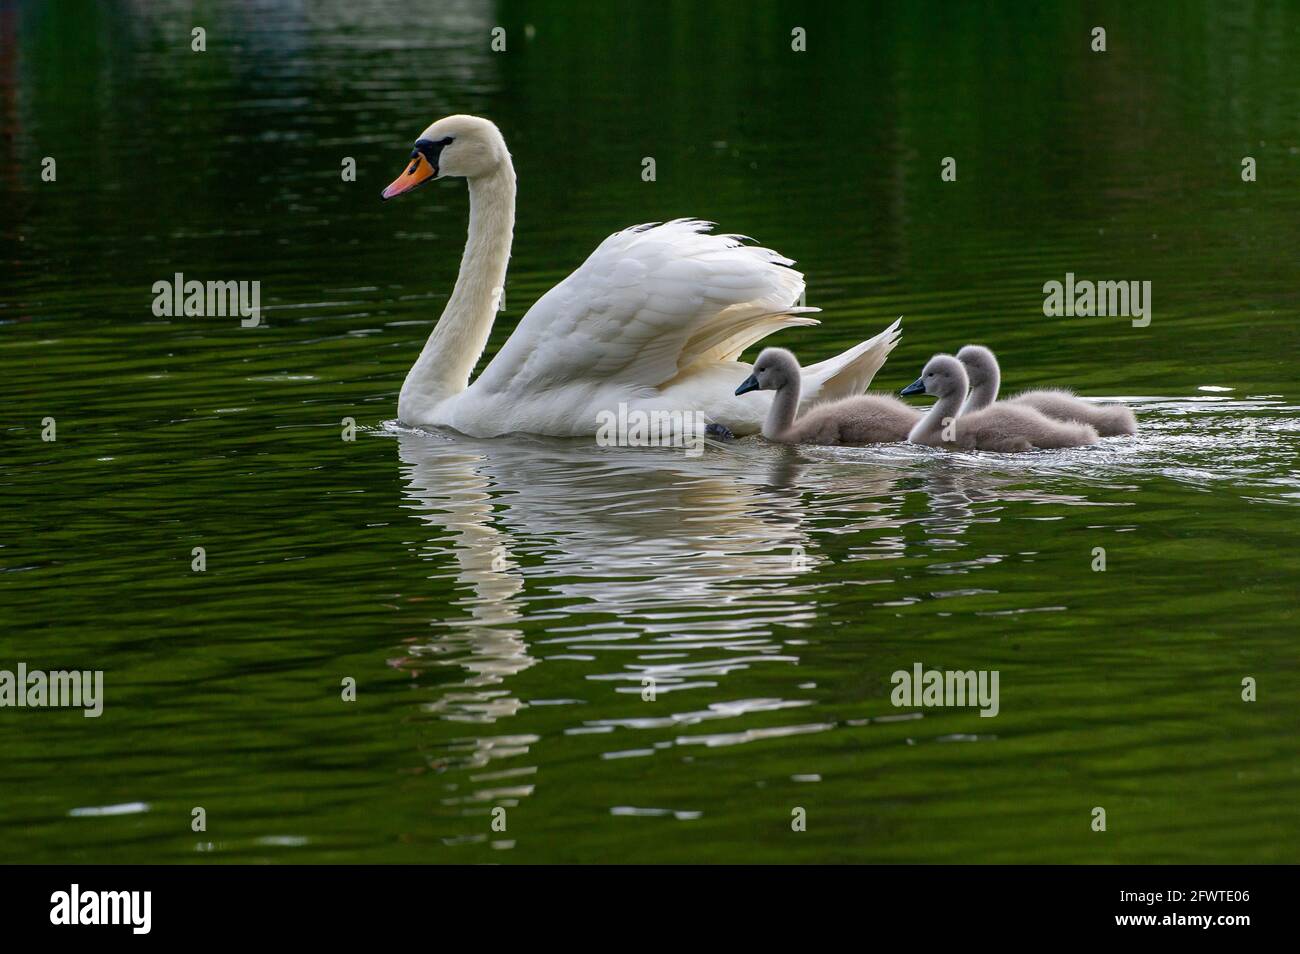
[388, 429, 832, 710]
[382, 427, 1101, 799]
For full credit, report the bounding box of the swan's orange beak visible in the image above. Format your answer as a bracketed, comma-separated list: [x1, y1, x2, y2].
[381, 153, 436, 200]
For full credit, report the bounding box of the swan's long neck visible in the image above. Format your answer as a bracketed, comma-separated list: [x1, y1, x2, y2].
[962, 361, 1000, 415]
[764, 375, 801, 441]
[910, 385, 965, 443]
[398, 161, 516, 422]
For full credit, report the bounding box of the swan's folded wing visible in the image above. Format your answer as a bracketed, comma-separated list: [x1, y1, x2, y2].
[470, 219, 807, 397]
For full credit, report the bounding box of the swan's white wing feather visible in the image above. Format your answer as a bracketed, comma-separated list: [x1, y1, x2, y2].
[682, 307, 821, 368]
[470, 220, 805, 397]
[799, 317, 903, 404]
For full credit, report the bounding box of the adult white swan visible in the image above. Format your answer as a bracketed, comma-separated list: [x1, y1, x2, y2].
[381, 115, 901, 437]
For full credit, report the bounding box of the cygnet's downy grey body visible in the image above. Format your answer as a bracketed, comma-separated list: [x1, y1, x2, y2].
[735, 347, 920, 445]
[957, 345, 1137, 437]
[901, 354, 1099, 452]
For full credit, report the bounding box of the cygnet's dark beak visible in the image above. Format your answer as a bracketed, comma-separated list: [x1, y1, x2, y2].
[900, 377, 926, 396]
[735, 374, 760, 396]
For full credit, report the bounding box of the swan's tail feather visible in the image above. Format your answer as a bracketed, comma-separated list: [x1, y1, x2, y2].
[799, 317, 903, 404]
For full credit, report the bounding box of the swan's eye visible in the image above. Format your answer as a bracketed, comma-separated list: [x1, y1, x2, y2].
[412, 136, 455, 165]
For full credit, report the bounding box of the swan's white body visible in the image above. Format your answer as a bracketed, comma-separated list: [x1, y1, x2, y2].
[387, 116, 901, 437]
